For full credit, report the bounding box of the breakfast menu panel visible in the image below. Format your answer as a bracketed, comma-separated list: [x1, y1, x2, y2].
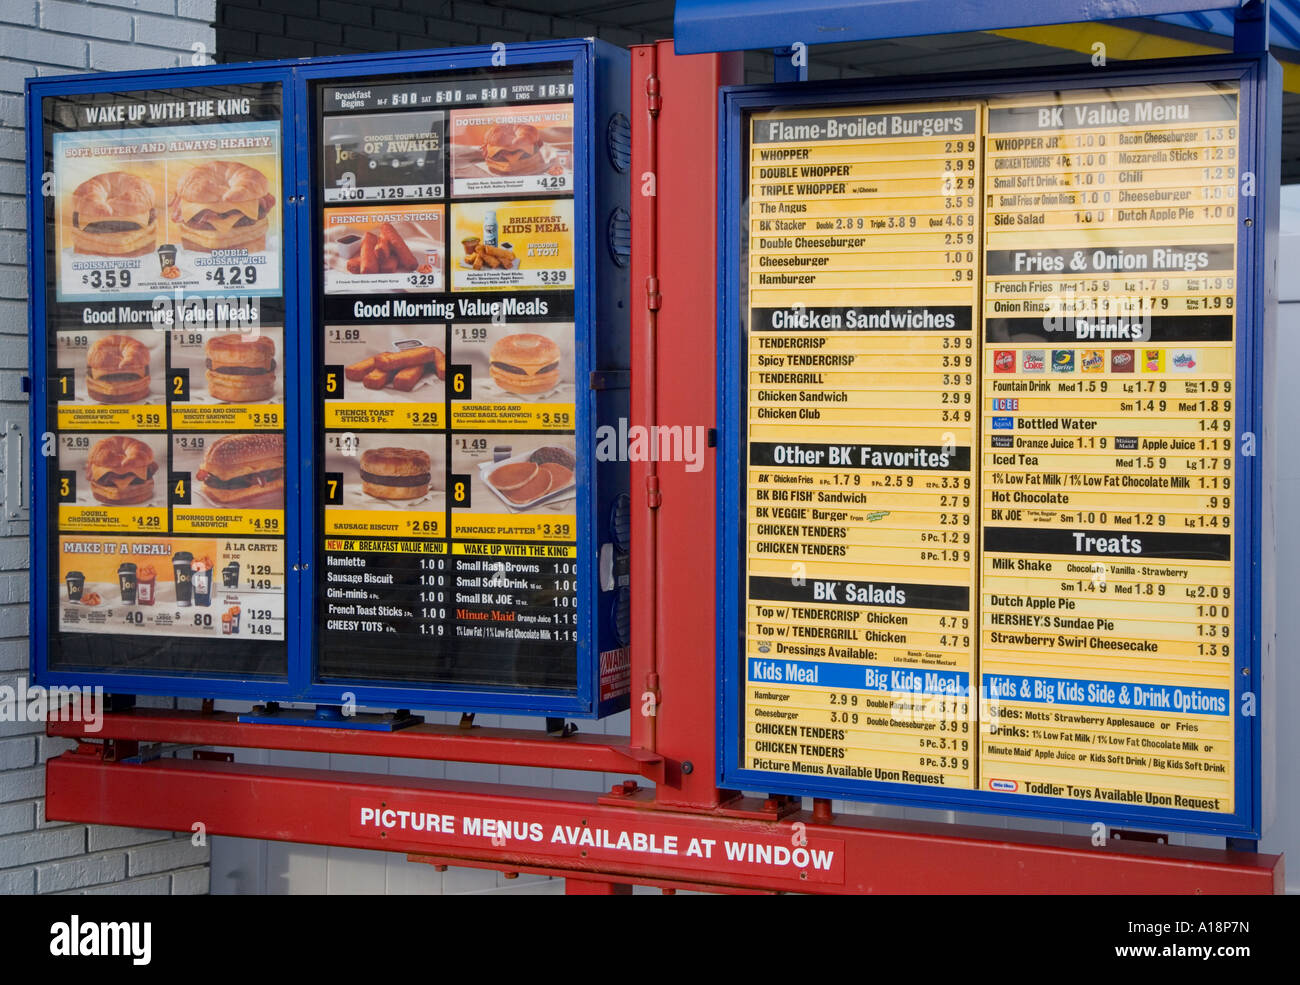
[738, 81, 1242, 814]
[41, 84, 289, 673]
[316, 65, 580, 690]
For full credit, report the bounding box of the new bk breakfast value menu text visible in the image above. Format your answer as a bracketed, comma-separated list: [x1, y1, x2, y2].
[42, 83, 289, 657]
[740, 81, 1240, 814]
[315, 66, 581, 690]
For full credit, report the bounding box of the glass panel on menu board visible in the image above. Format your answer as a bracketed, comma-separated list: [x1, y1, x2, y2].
[42, 84, 288, 675]
[315, 65, 580, 690]
[742, 102, 982, 789]
[739, 80, 1240, 814]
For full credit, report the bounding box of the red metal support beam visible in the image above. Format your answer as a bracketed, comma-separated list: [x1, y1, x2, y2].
[629, 41, 745, 809]
[46, 708, 662, 779]
[45, 753, 1283, 894]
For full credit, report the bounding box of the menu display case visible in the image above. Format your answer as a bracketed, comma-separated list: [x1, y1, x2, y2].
[28, 40, 632, 717]
[717, 59, 1276, 835]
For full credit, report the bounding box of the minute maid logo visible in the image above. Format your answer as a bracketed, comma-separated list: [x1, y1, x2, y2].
[1171, 350, 1198, 371]
[1080, 349, 1105, 372]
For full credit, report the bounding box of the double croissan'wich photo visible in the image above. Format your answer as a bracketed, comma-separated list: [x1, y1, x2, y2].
[195, 433, 285, 509]
[482, 124, 544, 175]
[85, 334, 151, 404]
[70, 171, 158, 257]
[205, 333, 276, 403]
[170, 161, 276, 253]
[86, 435, 158, 506]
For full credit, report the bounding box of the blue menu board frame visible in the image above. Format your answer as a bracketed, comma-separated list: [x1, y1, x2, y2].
[716, 56, 1277, 836]
[27, 39, 631, 719]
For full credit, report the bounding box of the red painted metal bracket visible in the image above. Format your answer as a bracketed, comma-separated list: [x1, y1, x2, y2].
[47, 708, 663, 780]
[45, 752, 1283, 894]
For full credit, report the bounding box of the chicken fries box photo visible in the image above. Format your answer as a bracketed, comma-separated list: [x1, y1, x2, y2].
[53, 329, 166, 431]
[450, 199, 573, 291]
[323, 432, 447, 539]
[323, 324, 447, 429]
[53, 122, 282, 302]
[448, 104, 573, 196]
[168, 326, 285, 430]
[448, 322, 575, 430]
[55, 432, 168, 532]
[323, 203, 445, 294]
[57, 533, 286, 640]
[323, 111, 446, 202]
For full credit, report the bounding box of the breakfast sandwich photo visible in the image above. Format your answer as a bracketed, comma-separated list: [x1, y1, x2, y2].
[448, 103, 573, 196]
[53, 121, 282, 301]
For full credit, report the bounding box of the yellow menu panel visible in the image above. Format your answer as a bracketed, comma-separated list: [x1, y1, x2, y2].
[978, 81, 1238, 813]
[740, 81, 1240, 814]
[743, 101, 983, 789]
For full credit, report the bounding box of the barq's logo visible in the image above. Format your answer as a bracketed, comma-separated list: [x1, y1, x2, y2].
[49, 916, 151, 966]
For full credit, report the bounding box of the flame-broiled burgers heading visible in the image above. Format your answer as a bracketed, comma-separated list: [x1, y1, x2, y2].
[86, 436, 158, 506]
[85, 334, 151, 404]
[205, 332, 276, 402]
[170, 160, 276, 253]
[195, 432, 285, 509]
[488, 333, 561, 394]
[359, 447, 431, 501]
[70, 172, 157, 257]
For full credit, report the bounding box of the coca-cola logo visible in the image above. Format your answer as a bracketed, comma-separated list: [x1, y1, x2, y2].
[993, 350, 1015, 372]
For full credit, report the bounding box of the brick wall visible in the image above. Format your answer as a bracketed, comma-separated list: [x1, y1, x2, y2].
[0, 0, 217, 896]
[215, 0, 661, 63]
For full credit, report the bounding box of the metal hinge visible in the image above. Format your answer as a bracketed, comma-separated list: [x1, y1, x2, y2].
[645, 275, 661, 311]
[646, 74, 661, 116]
[645, 474, 662, 509]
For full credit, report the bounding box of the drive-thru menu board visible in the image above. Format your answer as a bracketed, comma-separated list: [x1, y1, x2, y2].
[41, 84, 288, 676]
[316, 66, 581, 690]
[737, 80, 1242, 815]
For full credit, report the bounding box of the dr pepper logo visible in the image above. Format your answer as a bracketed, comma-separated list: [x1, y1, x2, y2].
[993, 350, 1015, 373]
[1110, 349, 1135, 372]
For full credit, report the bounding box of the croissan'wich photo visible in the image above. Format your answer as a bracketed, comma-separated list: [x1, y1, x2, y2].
[169, 160, 276, 253]
[86, 436, 158, 506]
[195, 433, 285, 509]
[359, 447, 431, 501]
[85, 334, 151, 404]
[488, 333, 562, 394]
[70, 171, 158, 257]
[482, 124, 543, 175]
[205, 333, 276, 403]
